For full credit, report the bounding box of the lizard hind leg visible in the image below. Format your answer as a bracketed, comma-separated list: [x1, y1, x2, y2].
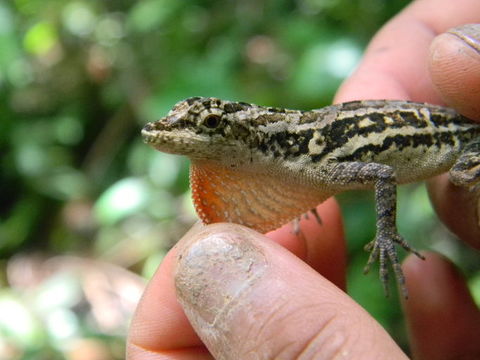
[367, 174, 425, 298]
[326, 161, 425, 297]
[450, 140, 480, 189]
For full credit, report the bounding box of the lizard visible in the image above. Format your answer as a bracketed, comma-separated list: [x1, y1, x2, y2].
[142, 96, 480, 298]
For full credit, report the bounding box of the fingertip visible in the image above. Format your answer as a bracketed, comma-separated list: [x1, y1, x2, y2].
[403, 252, 460, 305]
[334, 68, 410, 103]
[427, 175, 480, 249]
[403, 252, 480, 359]
[128, 247, 201, 348]
[127, 224, 208, 357]
[429, 24, 480, 120]
[175, 223, 406, 359]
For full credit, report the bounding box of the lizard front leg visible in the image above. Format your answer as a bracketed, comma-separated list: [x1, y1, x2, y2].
[450, 139, 480, 189]
[326, 161, 424, 298]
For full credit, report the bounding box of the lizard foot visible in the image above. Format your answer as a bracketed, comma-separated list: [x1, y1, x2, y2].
[363, 233, 425, 298]
[291, 208, 323, 235]
[309, 207, 322, 225]
[291, 218, 301, 235]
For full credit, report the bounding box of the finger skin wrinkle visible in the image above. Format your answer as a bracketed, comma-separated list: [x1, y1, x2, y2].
[243, 295, 303, 357]
[239, 295, 345, 359]
[291, 313, 349, 360]
[265, 301, 350, 360]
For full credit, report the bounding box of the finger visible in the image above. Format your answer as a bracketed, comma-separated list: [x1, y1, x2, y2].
[174, 223, 408, 360]
[427, 175, 480, 249]
[429, 24, 480, 120]
[425, 24, 480, 248]
[335, 0, 480, 103]
[127, 223, 210, 360]
[402, 252, 480, 359]
[267, 197, 347, 289]
[129, 188, 342, 357]
[127, 200, 344, 359]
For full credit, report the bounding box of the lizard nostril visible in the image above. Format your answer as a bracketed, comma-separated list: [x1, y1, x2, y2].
[143, 122, 154, 132]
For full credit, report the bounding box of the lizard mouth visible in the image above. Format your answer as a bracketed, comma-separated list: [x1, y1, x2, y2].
[141, 120, 209, 156]
[141, 122, 162, 144]
[141, 122, 165, 146]
[142, 118, 184, 143]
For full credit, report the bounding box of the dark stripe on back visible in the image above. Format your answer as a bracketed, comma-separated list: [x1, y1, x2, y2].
[310, 111, 473, 161]
[335, 130, 476, 163]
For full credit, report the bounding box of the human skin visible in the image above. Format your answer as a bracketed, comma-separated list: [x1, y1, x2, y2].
[127, 1, 480, 359]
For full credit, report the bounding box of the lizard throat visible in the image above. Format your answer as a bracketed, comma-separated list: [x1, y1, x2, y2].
[190, 160, 328, 233]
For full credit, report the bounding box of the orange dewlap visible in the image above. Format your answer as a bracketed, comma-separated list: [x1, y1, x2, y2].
[190, 161, 327, 233]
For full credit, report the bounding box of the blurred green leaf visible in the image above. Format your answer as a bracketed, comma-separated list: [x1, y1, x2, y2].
[470, 273, 480, 307]
[23, 21, 58, 55]
[53, 115, 84, 145]
[94, 178, 150, 225]
[127, 0, 179, 33]
[141, 250, 167, 279]
[0, 292, 43, 347]
[61, 1, 97, 38]
[291, 38, 361, 101]
[36, 168, 89, 200]
[0, 3, 13, 34]
[35, 273, 82, 312]
[7, 58, 33, 87]
[0, 198, 41, 253]
[147, 152, 183, 189]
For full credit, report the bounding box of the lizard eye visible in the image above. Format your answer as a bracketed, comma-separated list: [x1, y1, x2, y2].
[203, 114, 222, 128]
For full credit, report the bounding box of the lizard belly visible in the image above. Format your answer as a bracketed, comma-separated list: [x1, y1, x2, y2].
[190, 161, 329, 233]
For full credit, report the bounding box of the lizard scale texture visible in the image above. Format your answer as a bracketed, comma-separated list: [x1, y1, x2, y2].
[142, 97, 480, 297]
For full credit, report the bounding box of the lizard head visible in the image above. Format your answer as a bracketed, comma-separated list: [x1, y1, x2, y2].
[142, 96, 260, 163]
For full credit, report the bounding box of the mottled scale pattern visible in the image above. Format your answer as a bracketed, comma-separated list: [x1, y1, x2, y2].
[142, 96, 480, 298]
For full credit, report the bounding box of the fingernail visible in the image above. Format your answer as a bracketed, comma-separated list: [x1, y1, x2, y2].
[448, 24, 480, 53]
[174, 224, 267, 325]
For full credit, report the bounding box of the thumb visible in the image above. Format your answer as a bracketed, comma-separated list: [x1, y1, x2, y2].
[427, 24, 480, 248]
[174, 223, 407, 360]
[429, 23, 480, 120]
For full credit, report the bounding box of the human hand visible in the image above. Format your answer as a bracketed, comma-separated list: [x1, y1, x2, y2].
[127, 0, 480, 358]
[126, 206, 479, 359]
[127, 201, 416, 359]
[335, 0, 480, 251]
[337, 0, 480, 357]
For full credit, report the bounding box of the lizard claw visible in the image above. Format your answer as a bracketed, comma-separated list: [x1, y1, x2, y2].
[363, 233, 424, 299]
[310, 207, 323, 225]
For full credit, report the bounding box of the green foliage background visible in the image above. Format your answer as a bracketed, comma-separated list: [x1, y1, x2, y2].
[1, 0, 479, 358]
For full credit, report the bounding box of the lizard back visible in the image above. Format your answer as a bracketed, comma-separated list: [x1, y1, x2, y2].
[286, 100, 480, 185]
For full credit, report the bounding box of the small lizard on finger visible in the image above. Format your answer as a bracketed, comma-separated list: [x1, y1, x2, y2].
[142, 97, 480, 298]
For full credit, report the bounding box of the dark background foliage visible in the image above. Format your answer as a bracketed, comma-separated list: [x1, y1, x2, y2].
[1, 0, 479, 358]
